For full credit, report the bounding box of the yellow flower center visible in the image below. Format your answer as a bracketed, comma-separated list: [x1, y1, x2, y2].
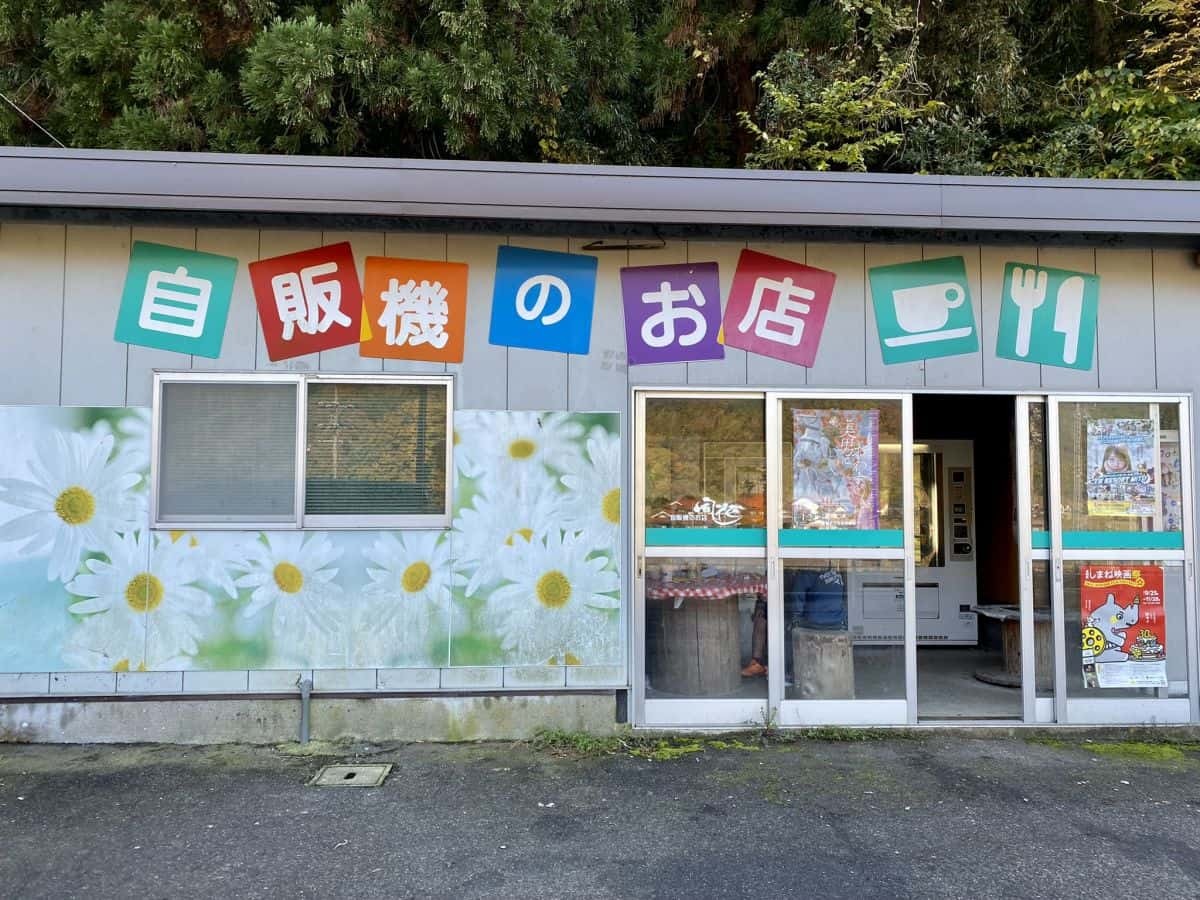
[273, 562, 304, 595]
[548, 653, 583, 666]
[124, 573, 165, 613]
[168, 530, 199, 548]
[53, 485, 95, 526]
[112, 659, 147, 673]
[602, 488, 621, 525]
[508, 438, 536, 460]
[505, 527, 534, 546]
[535, 569, 572, 609]
[401, 561, 432, 593]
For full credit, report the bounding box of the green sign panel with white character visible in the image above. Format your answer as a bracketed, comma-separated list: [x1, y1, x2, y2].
[996, 263, 1100, 370]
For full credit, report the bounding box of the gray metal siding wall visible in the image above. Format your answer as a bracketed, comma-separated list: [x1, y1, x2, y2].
[2, 222, 1195, 404]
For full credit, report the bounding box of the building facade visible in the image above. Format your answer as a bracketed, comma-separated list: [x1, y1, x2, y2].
[1, 149, 1198, 740]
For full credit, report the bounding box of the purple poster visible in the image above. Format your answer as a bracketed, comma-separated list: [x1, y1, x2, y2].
[791, 408, 879, 530]
[620, 262, 725, 365]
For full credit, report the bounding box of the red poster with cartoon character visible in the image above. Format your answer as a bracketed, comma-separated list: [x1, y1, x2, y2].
[1080, 565, 1167, 689]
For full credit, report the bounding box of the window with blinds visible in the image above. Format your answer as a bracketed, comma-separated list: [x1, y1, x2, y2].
[304, 381, 448, 523]
[157, 381, 298, 524]
[152, 374, 453, 529]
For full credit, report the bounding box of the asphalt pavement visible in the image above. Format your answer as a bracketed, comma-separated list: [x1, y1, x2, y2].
[2, 731, 1199, 899]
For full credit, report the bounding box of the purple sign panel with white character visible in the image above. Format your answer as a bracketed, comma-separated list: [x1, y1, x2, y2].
[620, 262, 725, 365]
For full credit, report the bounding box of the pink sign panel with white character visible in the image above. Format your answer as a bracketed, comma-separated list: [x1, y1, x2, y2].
[720, 249, 836, 368]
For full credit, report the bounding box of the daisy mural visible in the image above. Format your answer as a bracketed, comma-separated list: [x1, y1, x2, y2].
[65, 530, 213, 671]
[235, 532, 346, 669]
[0, 406, 622, 675]
[0, 427, 143, 581]
[358, 531, 457, 667]
[486, 530, 620, 666]
[448, 411, 622, 667]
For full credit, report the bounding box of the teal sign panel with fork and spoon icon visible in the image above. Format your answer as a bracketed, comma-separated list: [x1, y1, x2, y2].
[996, 262, 1100, 370]
[868, 256, 979, 365]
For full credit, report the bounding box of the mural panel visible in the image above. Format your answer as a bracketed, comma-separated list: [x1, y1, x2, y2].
[0, 407, 621, 673]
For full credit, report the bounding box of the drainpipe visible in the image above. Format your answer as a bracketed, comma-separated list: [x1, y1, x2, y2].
[297, 676, 313, 744]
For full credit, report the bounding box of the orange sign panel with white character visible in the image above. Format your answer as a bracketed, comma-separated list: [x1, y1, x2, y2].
[360, 257, 469, 363]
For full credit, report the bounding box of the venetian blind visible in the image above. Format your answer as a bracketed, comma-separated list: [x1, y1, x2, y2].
[157, 382, 298, 522]
[304, 381, 448, 517]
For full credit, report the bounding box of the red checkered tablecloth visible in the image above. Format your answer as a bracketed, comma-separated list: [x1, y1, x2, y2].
[645, 576, 767, 601]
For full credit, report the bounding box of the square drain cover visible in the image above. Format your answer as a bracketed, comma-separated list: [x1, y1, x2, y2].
[309, 764, 392, 787]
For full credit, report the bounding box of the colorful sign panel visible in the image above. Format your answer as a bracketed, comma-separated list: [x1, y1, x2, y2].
[360, 257, 469, 363]
[1081, 565, 1167, 689]
[114, 242, 238, 358]
[488, 246, 597, 354]
[249, 242, 363, 361]
[791, 408, 879, 530]
[996, 263, 1099, 370]
[868, 256, 978, 364]
[722, 249, 835, 367]
[620, 262, 723, 365]
[1086, 418, 1158, 517]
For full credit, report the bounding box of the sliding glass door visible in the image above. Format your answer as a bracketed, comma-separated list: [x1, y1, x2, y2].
[767, 392, 913, 725]
[1045, 395, 1198, 723]
[634, 389, 914, 727]
[634, 392, 769, 727]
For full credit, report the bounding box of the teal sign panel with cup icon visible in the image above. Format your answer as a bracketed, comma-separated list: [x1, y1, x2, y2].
[114, 241, 238, 358]
[995, 262, 1099, 370]
[868, 256, 978, 365]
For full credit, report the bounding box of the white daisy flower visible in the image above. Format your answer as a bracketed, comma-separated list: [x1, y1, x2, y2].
[116, 408, 152, 474]
[451, 478, 565, 596]
[235, 533, 344, 663]
[64, 531, 213, 670]
[451, 420, 485, 480]
[487, 530, 620, 665]
[164, 530, 247, 600]
[455, 410, 584, 489]
[0, 430, 143, 581]
[356, 531, 458, 666]
[62, 606, 148, 672]
[558, 428, 622, 554]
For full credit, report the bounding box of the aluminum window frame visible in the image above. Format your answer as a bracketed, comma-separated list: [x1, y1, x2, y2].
[151, 371, 454, 531]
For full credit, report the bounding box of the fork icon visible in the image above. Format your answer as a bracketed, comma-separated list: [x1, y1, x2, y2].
[1009, 266, 1048, 358]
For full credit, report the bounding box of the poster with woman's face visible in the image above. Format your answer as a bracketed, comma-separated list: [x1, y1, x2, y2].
[1085, 418, 1157, 517]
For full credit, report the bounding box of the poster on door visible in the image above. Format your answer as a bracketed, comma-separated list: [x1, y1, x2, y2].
[1080, 565, 1167, 689]
[1085, 418, 1158, 517]
[791, 409, 879, 530]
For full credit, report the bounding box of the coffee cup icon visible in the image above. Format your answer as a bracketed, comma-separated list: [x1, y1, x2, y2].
[885, 281, 972, 347]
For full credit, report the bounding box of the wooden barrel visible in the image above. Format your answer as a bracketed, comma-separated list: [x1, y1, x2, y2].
[649, 593, 742, 696]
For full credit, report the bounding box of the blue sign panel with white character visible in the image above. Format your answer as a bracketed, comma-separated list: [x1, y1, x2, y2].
[488, 246, 598, 354]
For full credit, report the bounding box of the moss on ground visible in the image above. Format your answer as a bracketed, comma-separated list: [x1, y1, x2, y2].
[1028, 736, 1200, 764]
[529, 726, 917, 760]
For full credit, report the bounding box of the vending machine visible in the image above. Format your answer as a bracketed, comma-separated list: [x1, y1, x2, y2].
[848, 440, 978, 645]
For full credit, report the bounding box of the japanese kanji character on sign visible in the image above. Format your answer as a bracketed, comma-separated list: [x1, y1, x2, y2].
[360, 257, 469, 363]
[620, 262, 724, 365]
[114, 241, 239, 359]
[249, 242, 363, 361]
[721, 249, 836, 367]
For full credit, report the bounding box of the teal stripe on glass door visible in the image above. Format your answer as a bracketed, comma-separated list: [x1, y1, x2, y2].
[778, 529, 904, 548]
[1032, 530, 1184, 551]
[645, 527, 767, 547]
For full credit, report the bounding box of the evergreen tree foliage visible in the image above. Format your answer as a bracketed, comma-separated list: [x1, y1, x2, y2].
[0, 0, 1196, 177]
